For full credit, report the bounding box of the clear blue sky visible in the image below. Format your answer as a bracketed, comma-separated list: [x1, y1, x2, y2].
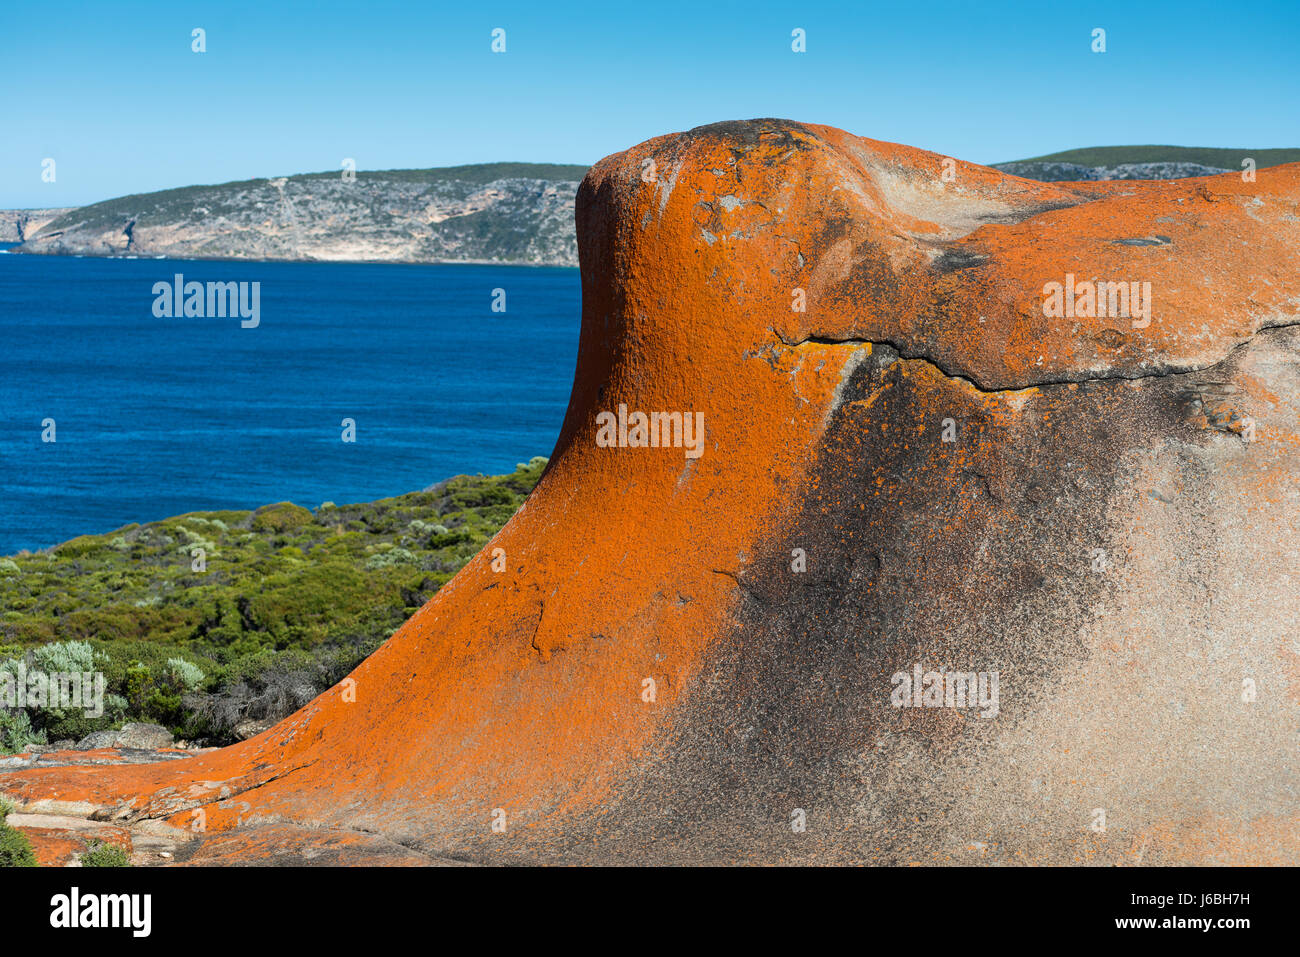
[2, 0, 1297, 207]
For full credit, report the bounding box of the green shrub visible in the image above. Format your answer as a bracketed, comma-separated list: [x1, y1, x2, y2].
[250, 502, 313, 533]
[166, 657, 206, 692]
[0, 827, 37, 867]
[448, 483, 515, 509]
[426, 529, 470, 549]
[52, 536, 107, 559]
[0, 710, 46, 754]
[80, 840, 129, 867]
[0, 800, 36, 867]
[365, 547, 418, 570]
[29, 639, 96, 673]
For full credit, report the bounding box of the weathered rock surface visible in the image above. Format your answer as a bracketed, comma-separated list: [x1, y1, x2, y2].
[232, 718, 277, 742]
[1, 120, 1297, 865]
[1, 745, 205, 773]
[173, 823, 463, 866]
[75, 722, 174, 751]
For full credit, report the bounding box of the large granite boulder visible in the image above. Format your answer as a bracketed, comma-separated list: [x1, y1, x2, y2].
[2, 120, 1297, 865]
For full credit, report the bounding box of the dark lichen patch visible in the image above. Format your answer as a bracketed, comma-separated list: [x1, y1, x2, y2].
[931, 248, 990, 273]
[559, 346, 1196, 864]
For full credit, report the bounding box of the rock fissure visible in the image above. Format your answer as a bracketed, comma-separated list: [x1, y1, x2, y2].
[771, 322, 1300, 394]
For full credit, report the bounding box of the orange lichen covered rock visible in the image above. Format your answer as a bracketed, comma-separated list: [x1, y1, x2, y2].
[2, 120, 1297, 865]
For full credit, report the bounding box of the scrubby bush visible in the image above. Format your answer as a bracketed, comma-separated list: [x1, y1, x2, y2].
[250, 502, 313, 533]
[448, 482, 515, 509]
[365, 547, 418, 570]
[0, 826, 37, 867]
[173, 525, 218, 556]
[0, 797, 37, 867]
[27, 639, 95, 674]
[426, 528, 469, 549]
[166, 657, 205, 692]
[80, 840, 129, 867]
[52, 536, 107, 559]
[185, 645, 357, 742]
[0, 710, 46, 754]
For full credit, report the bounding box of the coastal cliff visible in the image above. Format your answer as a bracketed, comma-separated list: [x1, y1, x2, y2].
[0, 208, 76, 244]
[9, 164, 587, 266]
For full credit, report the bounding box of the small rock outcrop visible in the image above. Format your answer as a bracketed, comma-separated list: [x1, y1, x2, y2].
[75, 723, 173, 752]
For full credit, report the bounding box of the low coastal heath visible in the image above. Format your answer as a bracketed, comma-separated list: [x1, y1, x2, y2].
[595, 404, 705, 459]
[151, 273, 260, 328]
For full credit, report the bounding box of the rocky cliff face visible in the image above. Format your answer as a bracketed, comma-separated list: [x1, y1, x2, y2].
[994, 160, 1230, 181]
[3, 121, 1297, 866]
[0, 208, 76, 243]
[13, 164, 587, 266]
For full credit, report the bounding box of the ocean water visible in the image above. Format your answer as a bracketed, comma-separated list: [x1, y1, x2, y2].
[0, 248, 580, 554]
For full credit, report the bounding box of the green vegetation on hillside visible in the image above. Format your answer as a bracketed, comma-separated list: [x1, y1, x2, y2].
[297, 162, 590, 185]
[38, 163, 590, 236]
[999, 145, 1300, 169]
[0, 459, 547, 751]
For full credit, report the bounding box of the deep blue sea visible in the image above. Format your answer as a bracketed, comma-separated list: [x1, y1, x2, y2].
[0, 246, 580, 554]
